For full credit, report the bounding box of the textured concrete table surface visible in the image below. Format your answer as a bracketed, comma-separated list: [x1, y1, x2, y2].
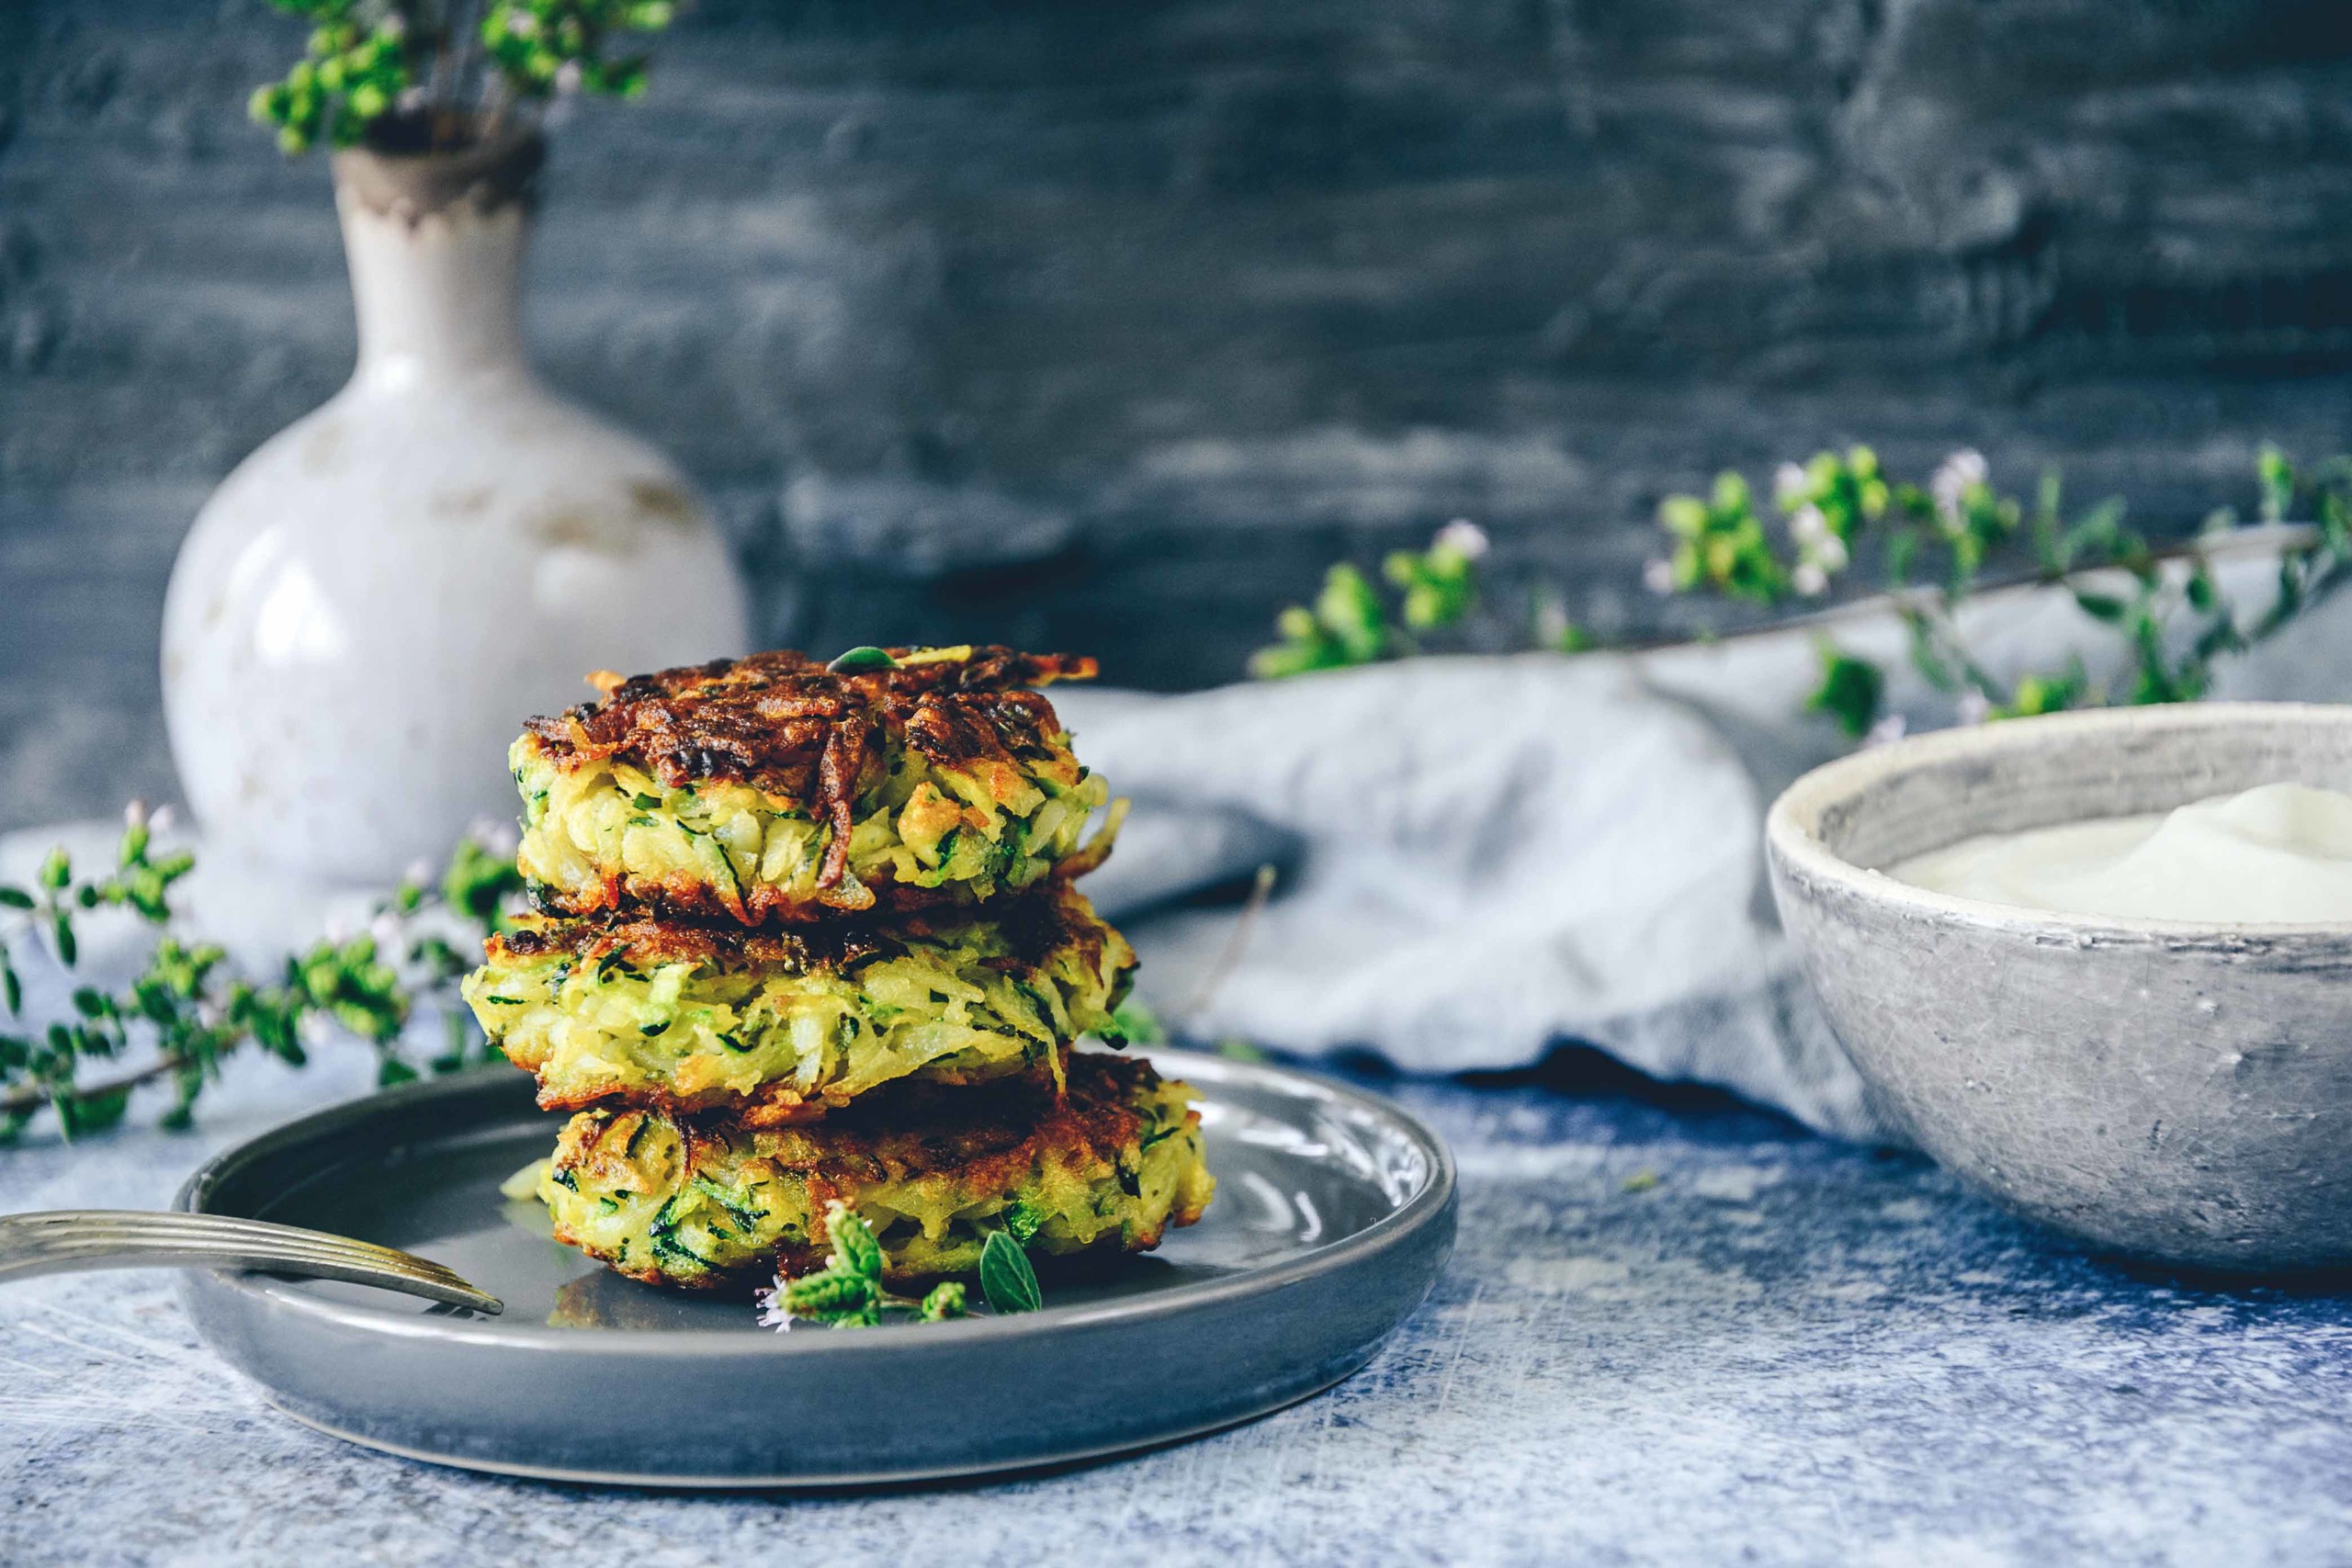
[4, 1048, 2350, 1567]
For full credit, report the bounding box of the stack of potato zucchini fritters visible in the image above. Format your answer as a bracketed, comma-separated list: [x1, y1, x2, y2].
[464, 646, 1214, 1292]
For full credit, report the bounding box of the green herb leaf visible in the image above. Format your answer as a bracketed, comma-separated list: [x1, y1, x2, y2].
[827, 646, 899, 674]
[825, 1201, 886, 1281]
[978, 1228, 1043, 1314]
[1001, 1199, 1047, 1244]
[785, 1269, 874, 1315]
[1804, 640, 1884, 740]
[921, 1281, 968, 1322]
[54, 1084, 130, 1140]
[1103, 999, 1165, 1048]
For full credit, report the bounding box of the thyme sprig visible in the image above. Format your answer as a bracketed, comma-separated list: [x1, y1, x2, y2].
[756, 1201, 1046, 1331]
[1251, 446, 2352, 746]
[0, 806, 523, 1143]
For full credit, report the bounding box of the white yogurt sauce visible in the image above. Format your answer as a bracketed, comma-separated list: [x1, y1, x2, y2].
[1889, 781, 2352, 923]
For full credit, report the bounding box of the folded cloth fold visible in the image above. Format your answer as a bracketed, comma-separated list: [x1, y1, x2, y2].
[1055, 658, 1886, 1142]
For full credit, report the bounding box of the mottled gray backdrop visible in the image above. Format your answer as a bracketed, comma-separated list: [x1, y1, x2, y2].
[7, 1, 2352, 829]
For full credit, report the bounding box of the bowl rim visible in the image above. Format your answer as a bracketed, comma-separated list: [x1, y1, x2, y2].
[1764, 700, 2352, 941]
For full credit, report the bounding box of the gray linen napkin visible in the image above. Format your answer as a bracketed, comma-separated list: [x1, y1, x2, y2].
[1055, 660, 1888, 1142]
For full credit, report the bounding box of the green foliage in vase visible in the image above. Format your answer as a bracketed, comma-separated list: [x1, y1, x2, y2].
[250, 0, 674, 154]
[481, 0, 673, 102]
[0, 807, 525, 1142]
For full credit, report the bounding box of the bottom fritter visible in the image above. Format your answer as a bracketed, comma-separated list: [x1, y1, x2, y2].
[537, 1052, 1215, 1290]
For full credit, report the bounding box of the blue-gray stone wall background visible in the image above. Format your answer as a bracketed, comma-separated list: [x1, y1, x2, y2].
[7, 0, 2352, 830]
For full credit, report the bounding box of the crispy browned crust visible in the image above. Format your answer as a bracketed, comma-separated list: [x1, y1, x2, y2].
[528, 863, 1031, 927]
[486, 879, 1115, 980]
[522, 646, 1095, 890]
[529, 1047, 1069, 1127]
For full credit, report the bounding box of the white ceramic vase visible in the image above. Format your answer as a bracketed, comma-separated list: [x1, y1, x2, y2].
[163, 130, 749, 885]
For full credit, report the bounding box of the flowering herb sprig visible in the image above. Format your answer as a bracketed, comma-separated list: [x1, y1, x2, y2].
[756, 1201, 1046, 1331]
[250, 0, 673, 155]
[0, 807, 523, 1143]
[1251, 520, 1535, 677]
[1252, 446, 2352, 748]
[1650, 444, 2352, 738]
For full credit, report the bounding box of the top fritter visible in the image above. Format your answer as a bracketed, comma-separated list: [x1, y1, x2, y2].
[513, 646, 1123, 925]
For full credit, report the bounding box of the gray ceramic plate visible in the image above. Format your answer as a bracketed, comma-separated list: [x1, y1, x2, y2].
[175, 1048, 1456, 1487]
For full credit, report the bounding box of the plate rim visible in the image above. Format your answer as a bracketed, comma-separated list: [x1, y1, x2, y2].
[261, 1362, 1364, 1489]
[175, 1045, 1458, 1357]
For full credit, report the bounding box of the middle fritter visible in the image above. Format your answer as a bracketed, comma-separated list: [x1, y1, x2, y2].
[464, 881, 1135, 1125]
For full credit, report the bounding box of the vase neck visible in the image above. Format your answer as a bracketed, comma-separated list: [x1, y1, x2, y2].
[336, 189, 532, 390]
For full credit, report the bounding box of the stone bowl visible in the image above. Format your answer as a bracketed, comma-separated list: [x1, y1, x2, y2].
[1766, 702, 2352, 1272]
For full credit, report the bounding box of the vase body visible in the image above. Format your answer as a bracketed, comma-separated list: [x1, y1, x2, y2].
[163, 134, 749, 884]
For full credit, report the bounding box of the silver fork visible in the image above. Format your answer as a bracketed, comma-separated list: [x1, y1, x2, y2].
[0, 1211, 503, 1314]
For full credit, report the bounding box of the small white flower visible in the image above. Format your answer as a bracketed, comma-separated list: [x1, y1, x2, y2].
[554, 60, 582, 96]
[403, 859, 434, 889]
[1792, 561, 1828, 597]
[368, 911, 404, 952]
[754, 1280, 792, 1332]
[1643, 558, 1677, 596]
[505, 9, 536, 34]
[1862, 714, 1909, 750]
[1812, 532, 1849, 573]
[1789, 503, 1829, 547]
[1774, 462, 1810, 507]
[1533, 595, 1571, 648]
[1956, 689, 1992, 726]
[1434, 518, 1489, 560]
[149, 805, 176, 833]
[322, 916, 356, 945]
[1932, 448, 1989, 525]
[466, 817, 520, 857]
[123, 799, 148, 829]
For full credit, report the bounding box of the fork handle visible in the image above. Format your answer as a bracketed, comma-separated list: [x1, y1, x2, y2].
[0, 1212, 503, 1314]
